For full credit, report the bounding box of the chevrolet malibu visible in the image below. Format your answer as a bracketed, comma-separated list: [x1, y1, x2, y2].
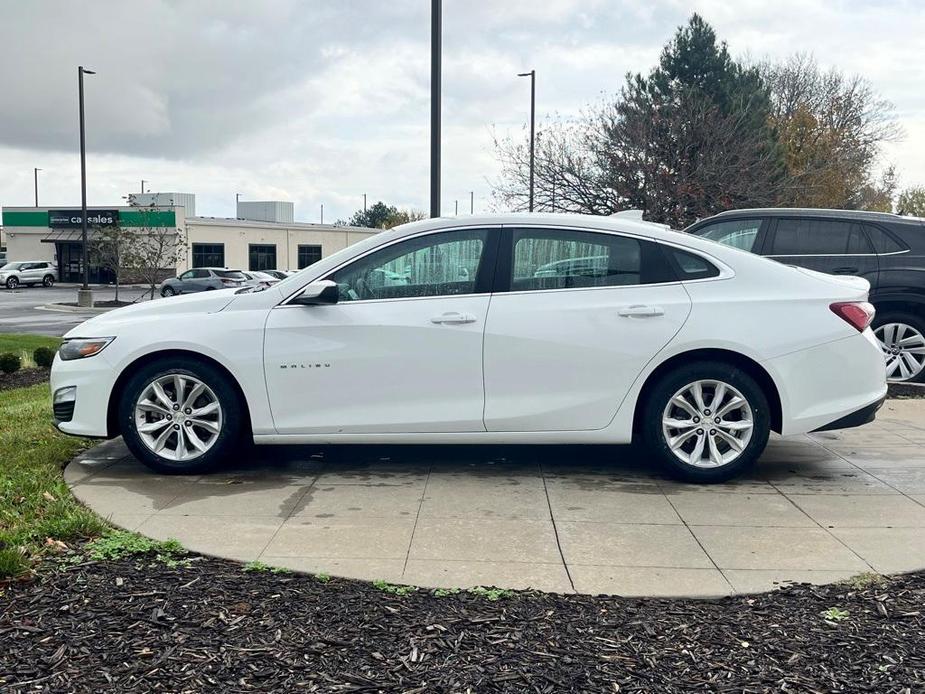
[51, 214, 887, 482]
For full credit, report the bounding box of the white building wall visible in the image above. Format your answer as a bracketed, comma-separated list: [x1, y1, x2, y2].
[180, 219, 377, 272]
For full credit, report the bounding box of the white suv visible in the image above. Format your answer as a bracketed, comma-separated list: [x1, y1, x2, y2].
[0, 261, 58, 289]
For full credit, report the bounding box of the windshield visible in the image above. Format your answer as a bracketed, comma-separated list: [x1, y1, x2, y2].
[215, 270, 246, 280]
[0, 262, 23, 271]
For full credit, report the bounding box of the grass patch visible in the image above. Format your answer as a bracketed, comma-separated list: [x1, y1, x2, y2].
[373, 579, 417, 596]
[468, 586, 515, 601]
[242, 560, 292, 575]
[841, 572, 887, 590]
[0, 334, 60, 371]
[0, 382, 107, 579]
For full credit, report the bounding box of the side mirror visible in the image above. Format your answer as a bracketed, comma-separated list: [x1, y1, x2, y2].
[292, 280, 339, 306]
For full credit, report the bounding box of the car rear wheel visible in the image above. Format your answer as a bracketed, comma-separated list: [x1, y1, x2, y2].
[42, 275, 55, 287]
[6, 276, 19, 289]
[161, 286, 176, 297]
[119, 358, 244, 474]
[642, 362, 771, 483]
[873, 312, 925, 383]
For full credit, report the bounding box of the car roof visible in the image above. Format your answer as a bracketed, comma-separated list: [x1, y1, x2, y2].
[690, 207, 925, 228]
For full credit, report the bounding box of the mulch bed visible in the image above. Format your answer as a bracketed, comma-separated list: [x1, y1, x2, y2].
[0, 368, 49, 392]
[55, 300, 137, 308]
[1, 555, 922, 693]
[888, 382, 925, 399]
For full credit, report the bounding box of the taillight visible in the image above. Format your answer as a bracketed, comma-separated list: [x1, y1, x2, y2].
[221, 278, 238, 286]
[830, 301, 875, 332]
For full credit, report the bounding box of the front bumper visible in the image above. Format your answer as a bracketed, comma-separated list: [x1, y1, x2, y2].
[50, 352, 118, 438]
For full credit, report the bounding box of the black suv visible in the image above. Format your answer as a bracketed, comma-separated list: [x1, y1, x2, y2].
[686, 208, 925, 383]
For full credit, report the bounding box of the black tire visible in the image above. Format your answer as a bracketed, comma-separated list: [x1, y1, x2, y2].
[872, 311, 925, 384]
[161, 286, 176, 297]
[119, 357, 245, 474]
[642, 361, 771, 483]
[42, 275, 55, 287]
[5, 277, 18, 289]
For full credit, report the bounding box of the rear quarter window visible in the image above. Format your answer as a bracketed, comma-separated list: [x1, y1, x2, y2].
[865, 225, 907, 254]
[666, 248, 720, 280]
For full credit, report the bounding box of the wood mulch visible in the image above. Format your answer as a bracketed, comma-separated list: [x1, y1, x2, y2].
[0, 554, 922, 693]
[888, 382, 925, 399]
[0, 368, 49, 392]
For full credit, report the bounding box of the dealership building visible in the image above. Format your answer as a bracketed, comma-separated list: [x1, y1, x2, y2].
[0, 194, 377, 283]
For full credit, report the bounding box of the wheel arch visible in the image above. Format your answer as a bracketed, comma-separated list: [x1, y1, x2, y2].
[632, 348, 783, 437]
[106, 349, 252, 438]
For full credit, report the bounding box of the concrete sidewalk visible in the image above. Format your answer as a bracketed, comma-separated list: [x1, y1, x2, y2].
[66, 398, 925, 597]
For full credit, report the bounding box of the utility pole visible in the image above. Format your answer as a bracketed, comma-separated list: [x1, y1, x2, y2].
[141, 179, 147, 194]
[77, 65, 96, 306]
[454, 200, 458, 215]
[34, 168, 41, 207]
[320, 203, 324, 225]
[470, 191, 474, 214]
[430, 0, 441, 218]
[517, 69, 536, 212]
[235, 193, 241, 217]
[363, 193, 367, 212]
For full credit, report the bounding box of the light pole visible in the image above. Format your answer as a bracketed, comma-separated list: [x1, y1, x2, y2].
[320, 203, 324, 225]
[363, 193, 367, 212]
[430, 0, 441, 218]
[141, 179, 147, 194]
[517, 69, 536, 212]
[77, 65, 96, 306]
[454, 199, 458, 215]
[235, 193, 241, 217]
[34, 168, 41, 207]
[470, 191, 474, 214]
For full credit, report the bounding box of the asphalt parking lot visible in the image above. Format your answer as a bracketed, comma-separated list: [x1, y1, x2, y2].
[0, 285, 151, 336]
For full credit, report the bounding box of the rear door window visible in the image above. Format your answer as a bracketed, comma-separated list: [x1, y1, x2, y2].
[769, 219, 872, 255]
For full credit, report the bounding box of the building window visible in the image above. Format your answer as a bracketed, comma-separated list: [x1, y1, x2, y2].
[249, 244, 277, 271]
[191, 243, 225, 268]
[298, 244, 323, 269]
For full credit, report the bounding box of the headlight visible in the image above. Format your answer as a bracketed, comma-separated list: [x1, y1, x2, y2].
[58, 337, 115, 361]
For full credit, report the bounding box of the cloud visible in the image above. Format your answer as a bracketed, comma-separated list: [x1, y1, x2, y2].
[1, 0, 922, 222]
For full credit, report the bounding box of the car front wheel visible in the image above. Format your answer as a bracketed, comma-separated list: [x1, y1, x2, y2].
[874, 312, 925, 383]
[161, 286, 176, 297]
[642, 362, 770, 483]
[6, 277, 19, 289]
[42, 275, 55, 287]
[119, 358, 244, 474]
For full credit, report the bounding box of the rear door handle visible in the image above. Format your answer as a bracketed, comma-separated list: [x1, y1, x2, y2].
[832, 266, 859, 275]
[617, 305, 664, 317]
[430, 312, 477, 325]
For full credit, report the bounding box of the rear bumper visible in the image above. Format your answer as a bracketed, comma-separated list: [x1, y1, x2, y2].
[812, 394, 886, 432]
[765, 329, 887, 435]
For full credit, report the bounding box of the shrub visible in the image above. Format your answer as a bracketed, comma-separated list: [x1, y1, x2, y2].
[33, 347, 55, 368]
[0, 353, 21, 374]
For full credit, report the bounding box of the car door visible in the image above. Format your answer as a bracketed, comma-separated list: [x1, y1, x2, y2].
[765, 217, 879, 286]
[175, 269, 197, 293]
[20, 262, 38, 284]
[263, 227, 499, 435]
[483, 226, 691, 432]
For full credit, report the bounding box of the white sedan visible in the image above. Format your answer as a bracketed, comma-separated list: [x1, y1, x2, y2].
[51, 214, 887, 482]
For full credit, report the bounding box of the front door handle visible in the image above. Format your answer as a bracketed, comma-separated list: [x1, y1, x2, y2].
[832, 266, 859, 275]
[617, 305, 665, 317]
[431, 312, 477, 325]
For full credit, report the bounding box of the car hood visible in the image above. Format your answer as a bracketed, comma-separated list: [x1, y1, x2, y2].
[64, 289, 239, 338]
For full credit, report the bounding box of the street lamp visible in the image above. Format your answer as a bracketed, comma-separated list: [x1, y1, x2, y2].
[77, 65, 96, 306]
[34, 168, 42, 207]
[430, 0, 441, 218]
[141, 179, 148, 194]
[517, 69, 536, 212]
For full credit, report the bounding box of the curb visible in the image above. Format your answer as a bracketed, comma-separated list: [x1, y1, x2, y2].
[37, 303, 114, 314]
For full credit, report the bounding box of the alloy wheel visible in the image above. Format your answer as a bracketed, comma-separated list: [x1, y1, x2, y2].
[6, 277, 18, 289]
[661, 379, 754, 469]
[875, 322, 925, 382]
[134, 374, 223, 461]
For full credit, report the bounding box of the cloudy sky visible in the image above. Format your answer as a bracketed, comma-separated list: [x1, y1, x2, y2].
[1, 0, 923, 223]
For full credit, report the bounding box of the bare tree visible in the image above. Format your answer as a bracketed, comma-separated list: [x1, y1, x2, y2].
[761, 53, 902, 209]
[89, 223, 139, 303]
[122, 197, 187, 300]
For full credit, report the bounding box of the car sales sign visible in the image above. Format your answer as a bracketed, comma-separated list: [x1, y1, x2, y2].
[48, 209, 120, 228]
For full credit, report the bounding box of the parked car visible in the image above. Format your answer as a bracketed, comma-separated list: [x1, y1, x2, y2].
[159, 268, 247, 297]
[263, 270, 293, 281]
[51, 213, 886, 482]
[686, 208, 925, 383]
[240, 270, 279, 289]
[0, 261, 58, 289]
